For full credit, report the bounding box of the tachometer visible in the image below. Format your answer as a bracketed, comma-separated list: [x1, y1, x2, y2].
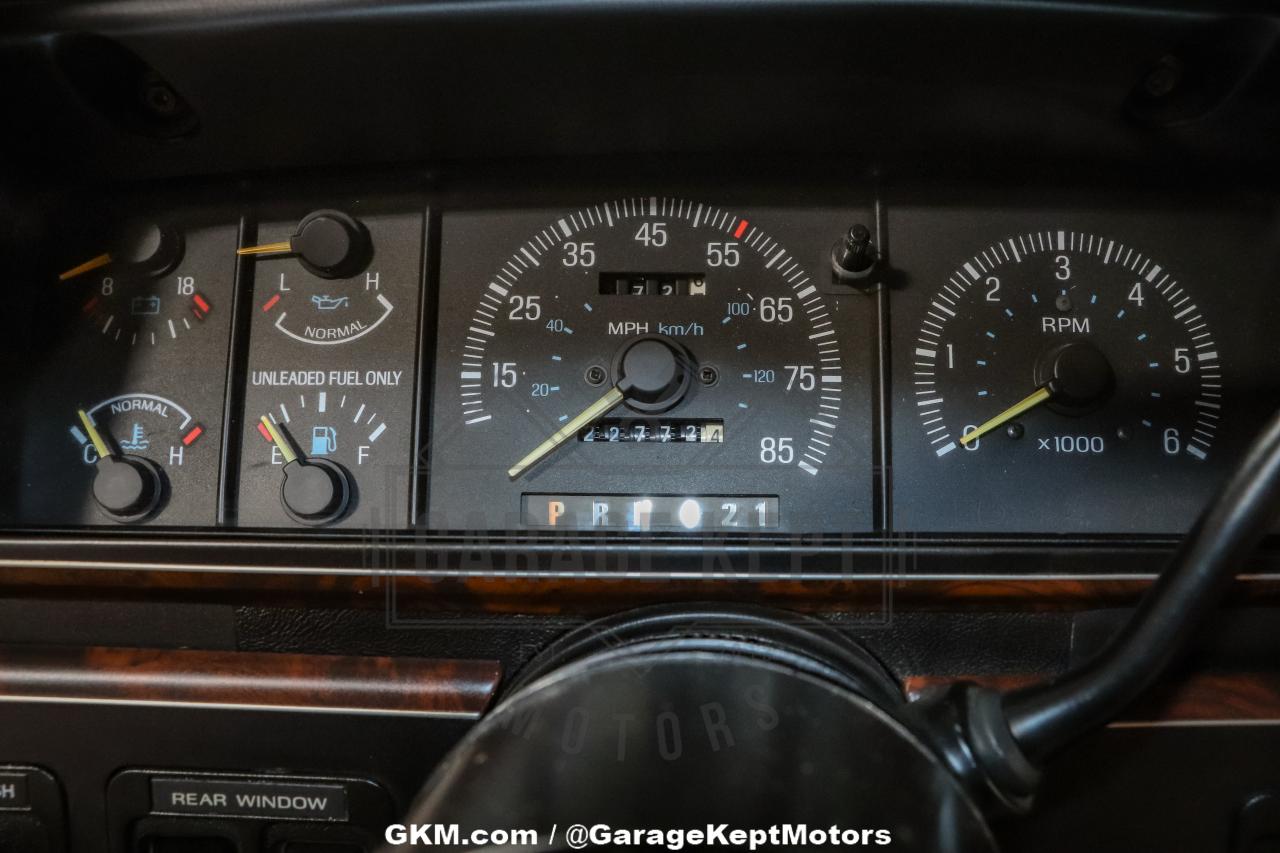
[427, 198, 875, 533]
[890, 216, 1236, 534]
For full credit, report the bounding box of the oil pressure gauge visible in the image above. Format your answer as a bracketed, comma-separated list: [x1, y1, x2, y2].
[234, 201, 424, 529]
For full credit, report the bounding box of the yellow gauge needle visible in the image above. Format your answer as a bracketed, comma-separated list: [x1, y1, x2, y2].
[77, 409, 111, 460]
[959, 386, 1053, 447]
[237, 240, 294, 256]
[59, 253, 113, 281]
[259, 415, 298, 464]
[508, 386, 625, 480]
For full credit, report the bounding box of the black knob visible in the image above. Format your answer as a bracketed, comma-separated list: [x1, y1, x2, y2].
[290, 210, 371, 279]
[117, 222, 184, 278]
[831, 223, 880, 286]
[280, 458, 351, 525]
[614, 335, 694, 414]
[1035, 341, 1116, 415]
[92, 456, 164, 522]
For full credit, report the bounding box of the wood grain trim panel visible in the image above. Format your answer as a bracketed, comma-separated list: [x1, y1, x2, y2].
[903, 670, 1280, 724]
[0, 645, 501, 718]
[4, 568, 1280, 612]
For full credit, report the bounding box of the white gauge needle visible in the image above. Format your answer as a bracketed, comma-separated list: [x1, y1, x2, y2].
[508, 386, 624, 480]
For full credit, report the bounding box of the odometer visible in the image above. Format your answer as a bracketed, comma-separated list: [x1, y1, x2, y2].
[427, 198, 875, 534]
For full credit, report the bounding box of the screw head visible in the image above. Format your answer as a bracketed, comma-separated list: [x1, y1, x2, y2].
[698, 365, 719, 386]
[1006, 423, 1025, 440]
[585, 365, 607, 386]
[1055, 294, 1073, 312]
[1117, 425, 1133, 441]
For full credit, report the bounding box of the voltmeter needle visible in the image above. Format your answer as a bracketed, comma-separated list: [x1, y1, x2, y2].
[959, 386, 1053, 447]
[508, 386, 625, 480]
[59, 253, 113, 281]
[259, 415, 298, 464]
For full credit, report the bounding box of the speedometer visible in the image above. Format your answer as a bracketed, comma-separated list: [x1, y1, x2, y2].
[427, 198, 876, 534]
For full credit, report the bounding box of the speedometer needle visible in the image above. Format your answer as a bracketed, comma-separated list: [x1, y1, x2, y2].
[508, 386, 625, 480]
[959, 386, 1052, 447]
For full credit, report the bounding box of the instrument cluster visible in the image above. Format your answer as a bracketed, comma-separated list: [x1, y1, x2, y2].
[4, 182, 1278, 537]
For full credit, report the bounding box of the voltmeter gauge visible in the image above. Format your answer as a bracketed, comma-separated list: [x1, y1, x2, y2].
[57, 222, 215, 347]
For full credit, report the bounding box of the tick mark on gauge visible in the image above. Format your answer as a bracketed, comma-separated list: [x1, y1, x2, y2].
[262, 294, 280, 312]
[978, 390, 989, 397]
[1091, 294, 1098, 305]
[737, 343, 747, 350]
[721, 316, 731, 324]
[738, 402, 748, 409]
[1138, 333, 1148, 341]
[551, 355, 562, 362]
[583, 303, 592, 312]
[976, 359, 988, 366]
[734, 219, 749, 239]
[1116, 309, 1126, 319]
[1149, 362, 1160, 368]
[1030, 294, 1039, 304]
[368, 423, 387, 442]
[1004, 309, 1014, 318]
[558, 415, 569, 422]
[182, 425, 204, 446]
[985, 331, 996, 339]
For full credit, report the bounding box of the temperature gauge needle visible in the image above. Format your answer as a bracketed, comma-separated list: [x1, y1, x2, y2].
[508, 386, 625, 480]
[77, 408, 112, 459]
[59, 253, 113, 281]
[959, 386, 1053, 447]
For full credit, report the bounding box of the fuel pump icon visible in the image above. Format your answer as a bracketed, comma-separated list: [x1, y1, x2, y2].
[310, 426, 337, 456]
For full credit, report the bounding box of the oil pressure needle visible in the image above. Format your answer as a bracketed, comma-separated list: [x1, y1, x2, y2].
[508, 385, 624, 480]
[958, 386, 1053, 447]
[236, 241, 294, 256]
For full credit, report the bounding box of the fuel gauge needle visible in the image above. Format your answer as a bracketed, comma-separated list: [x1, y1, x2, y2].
[508, 386, 624, 480]
[259, 415, 298, 463]
[958, 386, 1053, 447]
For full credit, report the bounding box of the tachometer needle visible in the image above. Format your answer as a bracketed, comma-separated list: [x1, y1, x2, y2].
[77, 408, 112, 460]
[959, 386, 1053, 447]
[508, 386, 625, 480]
[259, 415, 299, 464]
[59, 253, 113, 281]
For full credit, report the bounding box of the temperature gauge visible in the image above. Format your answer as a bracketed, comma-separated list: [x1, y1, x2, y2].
[62, 393, 210, 523]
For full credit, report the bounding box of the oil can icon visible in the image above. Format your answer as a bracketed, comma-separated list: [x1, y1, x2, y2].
[310, 426, 337, 456]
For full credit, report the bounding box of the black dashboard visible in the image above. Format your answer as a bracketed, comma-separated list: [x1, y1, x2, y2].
[3, 2, 1280, 852]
